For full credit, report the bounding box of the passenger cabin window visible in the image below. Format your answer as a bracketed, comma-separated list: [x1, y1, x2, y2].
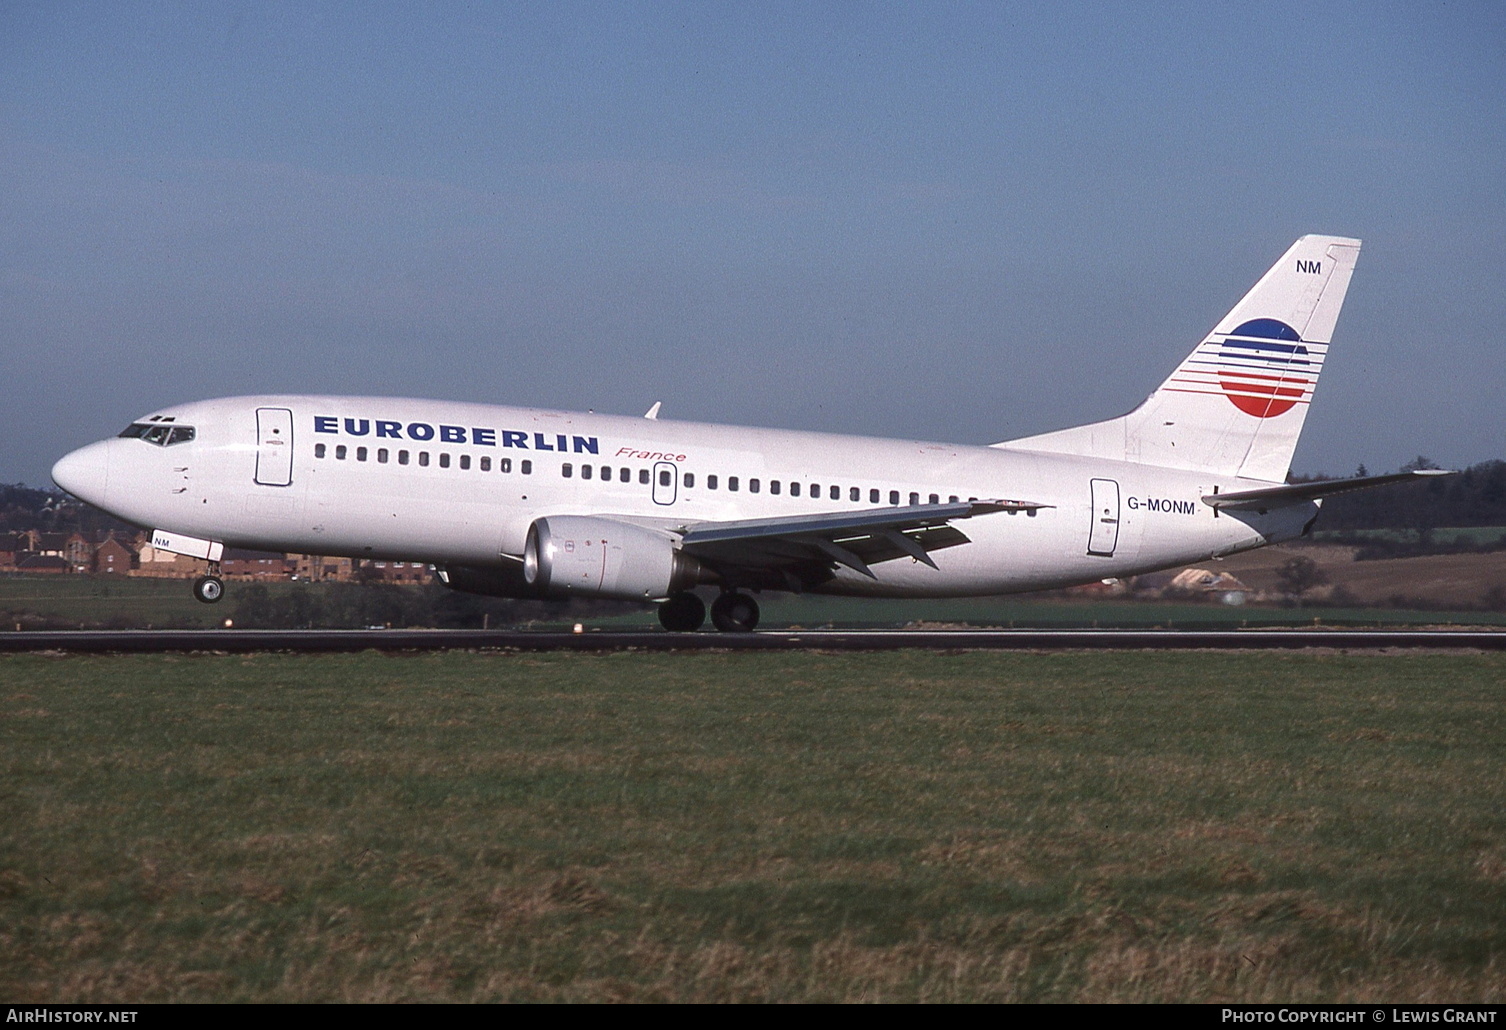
[521, 460, 532, 475]
[770, 480, 780, 495]
[708, 475, 718, 490]
[581, 464, 592, 480]
[684, 473, 695, 488]
[849, 487, 859, 502]
[810, 483, 819, 497]
[315, 443, 326, 459]
[638, 469, 649, 484]
[399, 450, 410, 465]
[378, 448, 389, 463]
[729, 477, 739, 492]
[790, 482, 800, 497]
[439, 453, 451, 468]
[418, 452, 430, 467]
[890, 490, 900, 505]
[601, 466, 611, 480]
[830, 485, 840, 501]
[930, 494, 940, 505]
[479, 456, 489, 471]
[870, 489, 879, 503]
[619, 468, 631, 483]
[909, 492, 919, 505]
[500, 458, 512, 473]
[460, 455, 471, 470]
[749, 479, 760, 493]
[356, 446, 368, 461]
[562, 463, 573, 478]
[335, 445, 347, 460]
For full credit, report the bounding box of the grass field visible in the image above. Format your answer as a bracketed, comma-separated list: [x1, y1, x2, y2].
[4, 574, 1506, 631]
[2, 650, 1503, 1002]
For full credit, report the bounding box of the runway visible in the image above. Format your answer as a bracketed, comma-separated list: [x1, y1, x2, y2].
[2, 627, 1504, 652]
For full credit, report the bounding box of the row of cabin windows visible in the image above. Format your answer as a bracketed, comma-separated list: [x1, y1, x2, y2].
[558, 463, 960, 507]
[314, 444, 964, 508]
[559, 464, 654, 485]
[313, 443, 532, 475]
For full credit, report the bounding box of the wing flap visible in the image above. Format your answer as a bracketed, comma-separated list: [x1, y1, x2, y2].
[677, 500, 1043, 573]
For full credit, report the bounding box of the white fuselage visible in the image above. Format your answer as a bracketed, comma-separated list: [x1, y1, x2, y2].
[54, 395, 1316, 597]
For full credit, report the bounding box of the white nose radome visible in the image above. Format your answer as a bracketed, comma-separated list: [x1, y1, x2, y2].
[51, 440, 112, 508]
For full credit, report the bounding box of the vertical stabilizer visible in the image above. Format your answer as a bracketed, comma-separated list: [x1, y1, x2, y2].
[998, 235, 1361, 482]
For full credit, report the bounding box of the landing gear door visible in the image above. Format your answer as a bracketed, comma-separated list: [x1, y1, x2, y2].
[652, 461, 678, 506]
[255, 407, 294, 487]
[1087, 478, 1120, 557]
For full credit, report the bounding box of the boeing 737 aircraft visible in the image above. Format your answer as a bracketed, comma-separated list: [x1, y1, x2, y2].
[51, 235, 1448, 631]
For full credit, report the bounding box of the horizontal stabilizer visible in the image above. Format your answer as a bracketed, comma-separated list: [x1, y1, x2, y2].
[1203, 470, 1456, 511]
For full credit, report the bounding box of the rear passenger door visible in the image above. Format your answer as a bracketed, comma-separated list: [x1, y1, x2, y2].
[1087, 478, 1120, 557]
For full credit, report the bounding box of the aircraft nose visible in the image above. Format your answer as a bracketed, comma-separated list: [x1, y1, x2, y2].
[52, 440, 112, 508]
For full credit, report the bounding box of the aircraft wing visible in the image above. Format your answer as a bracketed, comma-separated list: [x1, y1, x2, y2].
[676, 499, 1049, 580]
[1202, 469, 1456, 511]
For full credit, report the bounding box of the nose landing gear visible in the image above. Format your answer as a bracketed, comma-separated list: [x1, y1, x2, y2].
[192, 574, 224, 604]
[193, 561, 225, 604]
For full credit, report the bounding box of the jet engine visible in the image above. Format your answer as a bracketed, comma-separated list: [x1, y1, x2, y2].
[523, 515, 708, 600]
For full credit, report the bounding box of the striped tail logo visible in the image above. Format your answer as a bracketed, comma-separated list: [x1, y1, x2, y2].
[1166, 318, 1323, 419]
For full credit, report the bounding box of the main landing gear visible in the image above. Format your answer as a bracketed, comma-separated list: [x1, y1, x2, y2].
[193, 562, 224, 604]
[710, 591, 759, 633]
[656, 590, 761, 632]
[657, 591, 705, 632]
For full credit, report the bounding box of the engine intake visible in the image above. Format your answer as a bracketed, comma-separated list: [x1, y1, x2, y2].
[523, 516, 706, 600]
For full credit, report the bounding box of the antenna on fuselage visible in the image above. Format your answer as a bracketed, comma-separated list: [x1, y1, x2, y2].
[644, 401, 662, 420]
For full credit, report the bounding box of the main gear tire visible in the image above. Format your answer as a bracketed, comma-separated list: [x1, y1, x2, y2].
[658, 591, 706, 632]
[710, 592, 759, 633]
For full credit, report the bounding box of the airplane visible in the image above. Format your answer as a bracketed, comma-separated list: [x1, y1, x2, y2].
[50, 234, 1452, 632]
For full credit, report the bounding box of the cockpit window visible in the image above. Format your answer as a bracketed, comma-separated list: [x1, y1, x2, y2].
[118, 422, 195, 446]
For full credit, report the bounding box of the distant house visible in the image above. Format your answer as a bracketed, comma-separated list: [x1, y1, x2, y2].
[92, 534, 136, 575]
[290, 554, 355, 582]
[0, 534, 24, 571]
[360, 560, 434, 585]
[221, 549, 292, 581]
[16, 554, 71, 575]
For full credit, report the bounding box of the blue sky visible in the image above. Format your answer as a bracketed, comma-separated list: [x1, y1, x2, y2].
[3, 1, 1503, 487]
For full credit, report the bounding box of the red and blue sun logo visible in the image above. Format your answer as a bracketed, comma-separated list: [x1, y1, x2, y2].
[1215, 319, 1311, 418]
[1167, 318, 1319, 419]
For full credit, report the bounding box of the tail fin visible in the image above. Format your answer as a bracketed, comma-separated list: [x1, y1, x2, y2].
[999, 235, 1361, 482]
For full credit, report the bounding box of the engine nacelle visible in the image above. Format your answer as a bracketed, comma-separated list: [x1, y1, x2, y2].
[523, 515, 706, 600]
